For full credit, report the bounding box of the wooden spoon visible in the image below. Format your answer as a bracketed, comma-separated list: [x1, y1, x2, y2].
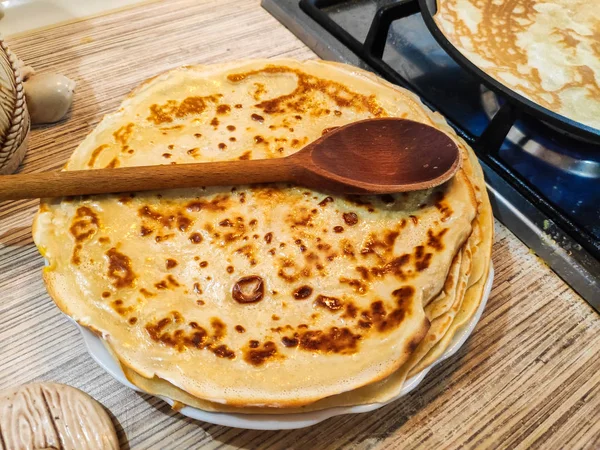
[0, 118, 460, 201]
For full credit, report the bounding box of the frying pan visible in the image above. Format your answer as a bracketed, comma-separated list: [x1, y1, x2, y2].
[418, 0, 600, 145]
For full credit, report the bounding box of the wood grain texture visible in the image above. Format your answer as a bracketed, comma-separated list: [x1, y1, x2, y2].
[0, 1, 598, 449]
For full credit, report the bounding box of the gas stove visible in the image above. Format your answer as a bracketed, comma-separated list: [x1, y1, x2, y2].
[262, 0, 600, 310]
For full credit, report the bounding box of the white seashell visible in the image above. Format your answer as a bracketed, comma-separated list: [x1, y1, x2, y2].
[24, 73, 76, 124]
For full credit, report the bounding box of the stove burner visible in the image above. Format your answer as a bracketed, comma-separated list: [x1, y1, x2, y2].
[481, 88, 600, 179]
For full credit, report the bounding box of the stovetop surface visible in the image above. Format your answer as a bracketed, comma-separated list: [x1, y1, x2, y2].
[322, 0, 600, 244]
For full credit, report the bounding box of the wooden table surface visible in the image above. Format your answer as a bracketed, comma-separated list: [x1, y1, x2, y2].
[1, 1, 599, 448]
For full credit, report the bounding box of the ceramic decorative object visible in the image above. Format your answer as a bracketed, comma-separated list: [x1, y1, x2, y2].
[0, 35, 29, 175]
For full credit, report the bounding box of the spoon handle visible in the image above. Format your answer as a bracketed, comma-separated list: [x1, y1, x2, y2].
[0, 158, 296, 201]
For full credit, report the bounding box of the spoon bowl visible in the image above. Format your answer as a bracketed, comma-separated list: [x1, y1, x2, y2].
[0, 118, 461, 201]
[293, 118, 460, 194]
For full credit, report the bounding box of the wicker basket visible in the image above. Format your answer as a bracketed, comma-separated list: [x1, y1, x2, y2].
[0, 36, 29, 175]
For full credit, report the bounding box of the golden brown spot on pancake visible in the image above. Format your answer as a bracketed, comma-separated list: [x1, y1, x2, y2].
[140, 288, 156, 298]
[314, 295, 343, 311]
[341, 242, 356, 259]
[113, 123, 135, 146]
[227, 65, 386, 117]
[147, 95, 221, 124]
[146, 313, 234, 357]
[69, 206, 99, 242]
[343, 303, 358, 319]
[160, 125, 184, 132]
[155, 234, 173, 243]
[229, 137, 237, 142]
[162, 153, 172, 158]
[71, 244, 82, 265]
[237, 151, 252, 160]
[232, 276, 264, 303]
[87, 144, 109, 167]
[128, 317, 138, 325]
[187, 147, 199, 156]
[155, 275, 180, 289]
[427, 228, 448, 251]
[281, 336, 299, 347]
[210, 117, 219, 127]
[339, 277, 367, 294]
[318, 196, 334, 207]
[244, 341, 278, 366]
[140, 226, 153, 237]
[235, 325, 245, 333]
[186, 195, 230, 212]
[194, 133, 202, 138]
[234, 103, 243, 108]
[288, 208, 314, 228]
[414, 245, 433, 272]
[118, 194, 134, 204]
[293, 285, 313, 300]
[106, 248, 136, 289]
[193, 283, 202, 295]
[198, 261, 208, 268]
[293, 327, 361, 354]
[166, 258, 178, 269]
[254, 135, 264, 144]
[333, 226, 344, 233]
[139, 205, 193, 232]
[385, 231, 399, 246]
[226, 125, 236, 132]
[102, 291, 111, 298]
[362, 252, 412, 280]
[272, 314, 280, 321]
[211, 318, 226, 340]
[434, 192, 454, 222]
[393, 285, 415, 305]
[342, 212, 358, 226]
[111, 299, 135, 316]
[252, 82, 266, 100]
[251, 113, 264, 123]
[216, 104, 231, 115]
[105, 158, 119, 168]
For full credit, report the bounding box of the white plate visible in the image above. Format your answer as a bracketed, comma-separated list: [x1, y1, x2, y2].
[75, 266, 494, 430]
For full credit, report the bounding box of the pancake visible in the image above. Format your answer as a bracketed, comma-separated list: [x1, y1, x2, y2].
[434, 0, 600, 130]
[33, 59, 483, 407]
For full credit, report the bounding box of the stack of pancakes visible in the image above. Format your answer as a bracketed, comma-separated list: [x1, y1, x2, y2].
[33, 60, 493, 412]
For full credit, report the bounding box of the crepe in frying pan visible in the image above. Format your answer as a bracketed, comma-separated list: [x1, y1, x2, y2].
[434, 0, 600, 130]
